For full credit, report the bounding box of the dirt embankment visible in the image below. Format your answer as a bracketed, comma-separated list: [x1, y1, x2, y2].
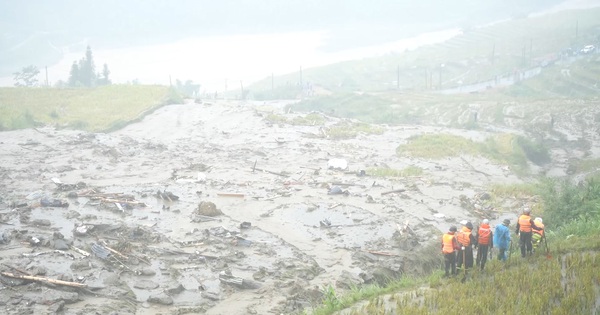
[0, 99, 598, 314]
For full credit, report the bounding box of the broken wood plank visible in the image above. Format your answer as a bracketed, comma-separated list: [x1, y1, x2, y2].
[320, 182, 365, 187]
[100, 241, 128, 259]
[381, 189, 406, 196]
[251, 160, 289, 177]
[69, 245, 90, 258]
[216, 193, 245, 198]
[95, 198, 147, 206]
[1, 272, 87, 288]
[22, 250, 75, 259]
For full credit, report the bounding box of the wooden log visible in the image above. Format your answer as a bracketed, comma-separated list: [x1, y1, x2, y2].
[381, 189, 406, 196]
[1, 271, 87, 288]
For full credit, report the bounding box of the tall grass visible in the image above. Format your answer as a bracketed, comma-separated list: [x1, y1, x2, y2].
[0, 85, 173, 132]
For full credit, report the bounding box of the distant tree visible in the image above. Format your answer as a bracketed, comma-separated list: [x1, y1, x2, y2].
[97, 63, 111, 85]
[68, 45, 98, 87]
[79, 46, 96, 86]
[175, 79, 201, 97]
[68, 62, 81, 86]
[13, 65, 40, 87]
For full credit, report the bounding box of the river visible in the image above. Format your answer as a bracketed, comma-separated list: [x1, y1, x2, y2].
[0, 28, 461, 93]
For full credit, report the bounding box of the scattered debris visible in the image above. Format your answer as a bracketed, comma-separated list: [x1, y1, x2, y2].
[327, 158, 348, 171]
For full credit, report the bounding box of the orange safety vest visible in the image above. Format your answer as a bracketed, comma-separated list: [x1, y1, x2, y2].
[519, 215, 532, 233]
[442, 233, 456, 254]
[478, 224, 491, 245]
[456, 227, 472, 246]
[533, 222, 544, 236]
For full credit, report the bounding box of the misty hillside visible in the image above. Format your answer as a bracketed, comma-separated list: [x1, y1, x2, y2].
[0, 0, 561, 76]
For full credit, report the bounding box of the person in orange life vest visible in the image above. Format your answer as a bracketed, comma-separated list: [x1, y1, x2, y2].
[441, 226, 460, 277]
[515, 208, 541, 257]
[475, 219, 493, 270]
[532, 217, 545, 250]
[456, 221, 477, 270]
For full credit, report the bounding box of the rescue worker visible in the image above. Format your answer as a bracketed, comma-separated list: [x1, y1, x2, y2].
[441, 226, 460, 277]
[475, 219, 493, 270]
[494, 219, 511, 261]
[532, 217, 545, 251]
[456, 221, 477, 271]
[515, 208, 541, 257]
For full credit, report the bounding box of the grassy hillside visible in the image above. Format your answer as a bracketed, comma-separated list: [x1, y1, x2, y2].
[247, 7, 600, 98]
[309, 179, 600, 315]
[0, 85, 176, 132]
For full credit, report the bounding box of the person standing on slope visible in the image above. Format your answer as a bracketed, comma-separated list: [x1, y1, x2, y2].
[494, 219, 511, 261]
[475, 219, 493, 270]
[441, 226, 460, 277]
[515, 208, 541, 257]
[456, 221, 477, 271]
[532, 217, 545, 251]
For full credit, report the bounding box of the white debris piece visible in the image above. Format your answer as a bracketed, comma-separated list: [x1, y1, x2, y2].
[327, 158, 348, 170]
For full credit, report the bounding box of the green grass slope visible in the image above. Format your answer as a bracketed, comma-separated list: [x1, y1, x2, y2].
[247, 7, 600, 97]
[0, 85, 177, 132]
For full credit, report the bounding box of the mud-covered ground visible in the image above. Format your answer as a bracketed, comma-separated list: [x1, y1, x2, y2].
[0, 99, 598, 315]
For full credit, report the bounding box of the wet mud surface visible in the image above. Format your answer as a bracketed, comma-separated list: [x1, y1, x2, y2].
[0, 99, 598, 314]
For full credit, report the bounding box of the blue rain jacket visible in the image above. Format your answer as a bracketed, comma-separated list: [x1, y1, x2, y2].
[493, 224, 511, 249]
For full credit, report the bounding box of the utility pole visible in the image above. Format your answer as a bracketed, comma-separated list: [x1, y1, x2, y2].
[439, 68, 442, 89]
[240, 80, 244, 100]
[530, 38, 533, 63]
[397, 65, 400, 90]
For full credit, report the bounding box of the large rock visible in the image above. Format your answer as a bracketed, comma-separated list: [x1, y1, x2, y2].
[133, 280, 159, 290]
[147, 292, 173, 305]
[195, 201, 222, 217]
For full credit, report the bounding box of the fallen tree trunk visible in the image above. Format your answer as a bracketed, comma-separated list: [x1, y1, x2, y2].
[1, 272, 87, 288]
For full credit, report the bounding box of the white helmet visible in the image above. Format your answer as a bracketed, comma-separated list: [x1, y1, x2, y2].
[535, 217, 543, 223]
[482, 219, 489, 224]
